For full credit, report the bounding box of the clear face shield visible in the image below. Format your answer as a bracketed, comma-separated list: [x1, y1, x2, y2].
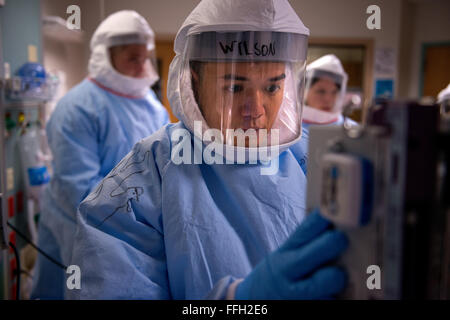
[181, 31, 308, 148]
[106, 33, 159, 81]
[304, 69, 346, 114]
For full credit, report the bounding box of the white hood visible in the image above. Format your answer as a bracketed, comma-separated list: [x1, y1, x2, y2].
[88, 10, 159, 98]
[302, 105, 340, 124]
[168, 0, 309, 157]
[304, 54, 348, 115]
[306, 54, 347, 77]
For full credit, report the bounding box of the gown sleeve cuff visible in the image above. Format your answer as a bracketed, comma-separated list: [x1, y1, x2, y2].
[226, 278, 244, 300]
[204, 276, 242, 300]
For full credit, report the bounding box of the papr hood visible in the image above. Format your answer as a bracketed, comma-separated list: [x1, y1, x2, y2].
[168, 0, 309, 132]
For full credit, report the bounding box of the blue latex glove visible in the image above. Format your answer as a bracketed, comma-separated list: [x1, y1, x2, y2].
[235, 209, 348, 299]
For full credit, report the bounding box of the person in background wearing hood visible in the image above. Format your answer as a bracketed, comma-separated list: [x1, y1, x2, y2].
[30, 10, 169, 299]
[302, 54, 352, 127]
[69, 0, 348, 300]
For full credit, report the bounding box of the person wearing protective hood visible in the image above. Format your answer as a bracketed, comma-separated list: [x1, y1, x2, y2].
[69, 0, 348, 300]
[30, 10, 169, 299]
[302, 54, 351, 127]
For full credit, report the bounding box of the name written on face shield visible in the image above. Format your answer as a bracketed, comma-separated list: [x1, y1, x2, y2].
[219, 41, 276, 57]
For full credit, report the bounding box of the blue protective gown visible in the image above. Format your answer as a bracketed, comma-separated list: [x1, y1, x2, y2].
[68, 122, 309, 299]
[31, 78, 169, 299]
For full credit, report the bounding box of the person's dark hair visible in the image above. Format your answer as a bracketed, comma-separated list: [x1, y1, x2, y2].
[190, 61, 204, 79]
[310, 77, 341, 91]
[190, 61, 204, 108]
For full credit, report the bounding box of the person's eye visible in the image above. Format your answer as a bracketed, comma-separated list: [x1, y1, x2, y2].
[225, 84, 243, 93]
[317, 89, 326, 95]
[129, 57, 144, 64]
[266, 84, 281, 94]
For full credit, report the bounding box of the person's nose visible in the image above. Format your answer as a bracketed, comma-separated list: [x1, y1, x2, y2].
[323, 92, 335, 107]
[135, 62, 146, 77]
[241, 88, 265, 119]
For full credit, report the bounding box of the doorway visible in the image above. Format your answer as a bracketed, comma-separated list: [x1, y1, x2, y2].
[155, 38, 177, 122]
[420, 42, 450, 98]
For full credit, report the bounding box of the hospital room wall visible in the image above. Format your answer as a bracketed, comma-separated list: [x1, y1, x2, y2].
[41, 0, 449, 102]
[290, 0, 402, 100]
[0, 0, 43, 73]
[42, 0, 402, 102]
[41, 0, 100, 91]
[398, 0, 450, 99]
[290, 0, 450, 100]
